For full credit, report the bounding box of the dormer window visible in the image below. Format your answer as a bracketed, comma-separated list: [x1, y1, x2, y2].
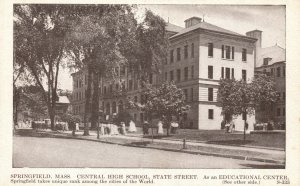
[263, 57, 272, 65]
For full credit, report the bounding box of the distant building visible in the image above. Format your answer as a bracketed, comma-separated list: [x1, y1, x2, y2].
[253, 43, 286, 126]
[55, 95, 71, 115]
[71, 16, 258, 131]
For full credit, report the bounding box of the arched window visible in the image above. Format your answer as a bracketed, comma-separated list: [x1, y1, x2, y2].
[118, 101, 124, 112]
[106, 103, 110, 115]
[112, 101, 117, 114]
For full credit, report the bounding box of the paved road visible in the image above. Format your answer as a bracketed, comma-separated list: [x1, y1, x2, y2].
[13, 136, 284, 168]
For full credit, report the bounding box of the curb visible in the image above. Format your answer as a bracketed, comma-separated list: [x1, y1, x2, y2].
[125, 134, 285, 151]
[45, 133, 284, 165]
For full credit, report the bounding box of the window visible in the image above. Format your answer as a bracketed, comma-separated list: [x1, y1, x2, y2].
[263, 58, 271, 65]
[176, 69, 181, 82]
[120, 66, 125, 76]
[184, 89, 188, 101]
[208, 66, 213, 79]
[270, 68, 274, 76]
[190, 88, 193, 101]
[226, 68, 230, 79]
[191, 66, 194, 79]
[115, 84, 119, 90]
[242, 48, 247, 61]
[112, 102, 117, 114]
[208, 109, 214, 119]
[208, 88, 213, 101]
[283, 107, 285, 116]
[231, 68, 235, 79]
[170, 70, 174, 81]
[129, 80, 133, 90]
[221, 67, 224, 79]
[184, 67, 188, 80]
[242, 70, 247, 81]
[208, 43, 213, 57]
[283, 92, 285, 101]
[134, 80, 138, 90]
[225, 46, 231, 59]
[149, 73, 153, 84]
[164, 72, 168, 81]
[191, 43, 194, 58]
[170, 50, 174, 63]
[104, 86, 107, 94]
[231, 46, 235, 59]
[277, 67, 281, 77]
[109, 84, 113, 93]
[277, 108, 281, 116]
[283, 66, 285, 77]
[177, 48, 181, 61]
[184, 45, 188, 59]
[221, 45, 224, 58]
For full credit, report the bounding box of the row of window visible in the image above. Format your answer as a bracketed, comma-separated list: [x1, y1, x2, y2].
[73, 105, 82, 114]
[169, 43, 248, 63]
[263, 66, 285, 77]
[170, 43, 195, 63]
[73, 91, 86, 101]
[208, 66, 247, 81]
[209, 44, 247, 61]
[277, 107, 286, 117]
[165, 66, 194, 82]
[278, 92, 286, 101]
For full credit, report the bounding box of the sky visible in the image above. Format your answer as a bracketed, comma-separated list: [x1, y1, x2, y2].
[58, 4, 286, 91]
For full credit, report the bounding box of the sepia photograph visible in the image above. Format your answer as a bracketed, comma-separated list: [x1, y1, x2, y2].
[12, 4, 286, 169]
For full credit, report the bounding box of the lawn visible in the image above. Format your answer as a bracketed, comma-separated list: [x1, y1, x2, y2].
[132, 127, 285, 149]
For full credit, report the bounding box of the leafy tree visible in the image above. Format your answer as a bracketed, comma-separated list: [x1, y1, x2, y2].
[130, 82, 190, 136]
[133, 9, 169, 83]
[218, 73, 278, 140]
[66, 5, 137, 135]
[15, 85, 48, 123]
[14, 4, 74, 130]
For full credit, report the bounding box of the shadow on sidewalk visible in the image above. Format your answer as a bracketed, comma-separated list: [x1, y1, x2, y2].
[207, 139, 254, 146]
[130, 141, 151, 146]
[240, 163, 285, 169]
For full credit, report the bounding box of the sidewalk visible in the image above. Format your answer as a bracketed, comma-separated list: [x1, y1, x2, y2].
[22, 129, 284, 165]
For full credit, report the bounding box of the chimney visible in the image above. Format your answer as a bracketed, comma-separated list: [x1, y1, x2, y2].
[246, 30, 262, 68]
[184, 17, 202, 28]
[246, 30, 262, 48]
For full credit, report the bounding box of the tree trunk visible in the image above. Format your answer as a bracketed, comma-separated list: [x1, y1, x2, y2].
[91, 71, 99, 129]
[50, 111, 55, 130]
[83, 66, 92, 136]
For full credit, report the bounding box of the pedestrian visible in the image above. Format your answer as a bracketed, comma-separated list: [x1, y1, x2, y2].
[171, 121, 179, 134]
[121, 122, 126, 135]
[157, 120, 163, 135]
[75, 123, 79, 131]
[128, 120, 137, 132]
[225, 122, 230, 133]
[143, 121, 149, 135]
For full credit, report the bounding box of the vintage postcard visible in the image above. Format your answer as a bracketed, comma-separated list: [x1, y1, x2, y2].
[0, 0, 299, 186]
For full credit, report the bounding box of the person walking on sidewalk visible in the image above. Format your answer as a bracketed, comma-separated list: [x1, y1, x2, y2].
[143, 121, 149, 135]
[128, 120, 137, 132]
[157, 120, 163, 135]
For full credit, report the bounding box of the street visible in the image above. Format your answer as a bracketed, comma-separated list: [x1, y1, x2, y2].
[13, 136, 283, 168]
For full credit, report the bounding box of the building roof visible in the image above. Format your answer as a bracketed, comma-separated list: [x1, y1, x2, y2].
[57, 96, 70, 104]
[170, 21, 255, 40]
[257, 44, 286, 67]
[166, 23, 184, 33]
